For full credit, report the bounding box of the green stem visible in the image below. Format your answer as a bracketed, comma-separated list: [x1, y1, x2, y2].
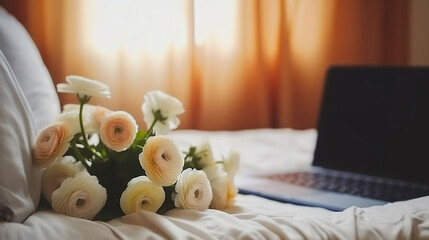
[141, 109, 168, 141]
[71, 137, 91, 170]
[76, 94, 106, 161]
[79, 138, 106, 161]
[142, 118, 158, 141]
[147, 118, 157, 134]
[79, 99, 89, 147]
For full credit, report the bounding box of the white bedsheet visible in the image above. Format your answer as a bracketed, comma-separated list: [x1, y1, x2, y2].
[2, 194, 429, 240]
[169, 128, 318, 176]
[1, 128, 429, 240]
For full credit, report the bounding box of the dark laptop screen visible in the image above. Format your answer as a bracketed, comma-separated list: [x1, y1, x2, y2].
[313, 66, 429, 184]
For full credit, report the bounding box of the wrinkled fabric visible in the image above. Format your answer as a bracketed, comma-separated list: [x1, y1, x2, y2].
[1, 129, 428, 239]
[1, 194, 429, 240]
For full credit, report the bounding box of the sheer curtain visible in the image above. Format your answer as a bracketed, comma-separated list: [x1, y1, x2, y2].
[1, 0, 409, 130]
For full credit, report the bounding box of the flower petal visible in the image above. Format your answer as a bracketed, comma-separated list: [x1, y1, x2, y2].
[141, 90, 184, 134]
[42, 157, 81, 203]
[99, 111, 138, 152]
[33, 122, 76, 168]
[120, 176, 165, 214]
[139, 135, 184, 186]
[51, 172, 107, 220]
[174, 168, 212, 210]
[56, 75, 111, 98]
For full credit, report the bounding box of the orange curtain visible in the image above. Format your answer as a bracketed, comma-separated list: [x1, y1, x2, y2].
[1, 0, 409, 130]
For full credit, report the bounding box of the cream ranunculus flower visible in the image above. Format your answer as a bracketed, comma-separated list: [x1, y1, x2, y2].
[33, 122, 77, 168]
[225, 179, 239, 209]
[42, 156, 82, 203]
[139, 135, 184, 186]
[141, 90, 185, 134]
[60, 155, 86, 172]
[56, 75, 111, 98]
[51, 172, 107, 220]
[61, 103, 81, 113]
[62, 103, 112, 129]
[99, 111, 138, 152]
[120, 176, 165, 214]
[57, 104, 100, 134]
[174, 168, 213, 210]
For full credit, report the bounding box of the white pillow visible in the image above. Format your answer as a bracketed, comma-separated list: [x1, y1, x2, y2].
[0, 6, 60, 131]
[0, 50, 42, 222]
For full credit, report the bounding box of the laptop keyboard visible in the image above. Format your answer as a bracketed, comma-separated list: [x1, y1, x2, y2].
[266, 172, 429, 202]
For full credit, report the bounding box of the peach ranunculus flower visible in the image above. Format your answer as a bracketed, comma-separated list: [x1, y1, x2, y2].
[42, 156, 83, 203]
[57, 75, 111, 98]
[33, 122, 77, 168]
[141, 90, 185, 134]
[51, 172, 107, 220]
[174, 168, 213, 210]
[92, 106, 113, 128]
[99, 111, 138, 152]
[139, 135, 184, 186]
[120, 176, 165, 214]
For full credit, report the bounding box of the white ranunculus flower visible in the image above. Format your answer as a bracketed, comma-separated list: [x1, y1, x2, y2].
[203, 164, 228, 209]
[57, 75, 111, 98]
[224, 150, 240, 179]
[174, 168, 213, 210]
[203, 150, 240, 210]
[195, 140, 216, 168]
[139, 135, 184, 186]
[42, 156, 82, 203]
[51, 172, 107, 220]
[99, 111, 138, 152]
[120, 176, 165, 214]
[141, 90, 185, 134]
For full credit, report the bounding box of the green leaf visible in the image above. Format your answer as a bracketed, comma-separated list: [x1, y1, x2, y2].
[157, 185, 176, 214]
[132, 130, 150, 150]
[182, 146, 206, 170]
[90, 158, 129, 220]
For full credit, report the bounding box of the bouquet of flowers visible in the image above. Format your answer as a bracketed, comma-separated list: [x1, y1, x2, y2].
[33, 75, 239, 221]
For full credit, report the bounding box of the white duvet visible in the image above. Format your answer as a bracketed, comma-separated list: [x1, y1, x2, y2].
[1, 129, 429, 240]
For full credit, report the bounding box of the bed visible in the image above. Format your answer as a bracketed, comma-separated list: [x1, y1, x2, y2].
[1, 6, 429, 240]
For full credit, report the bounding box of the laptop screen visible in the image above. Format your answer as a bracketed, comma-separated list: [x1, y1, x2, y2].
[313, 66, 429, 185]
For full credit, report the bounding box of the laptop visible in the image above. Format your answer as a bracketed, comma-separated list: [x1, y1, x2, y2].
[236, 66, 429, 211]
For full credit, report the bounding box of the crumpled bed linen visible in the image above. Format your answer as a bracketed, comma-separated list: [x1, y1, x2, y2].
[1, 194, 428, 240]
[1, 128, 428, 240]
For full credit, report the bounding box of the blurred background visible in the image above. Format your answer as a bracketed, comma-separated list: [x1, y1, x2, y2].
[1, 0, 428, 131]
